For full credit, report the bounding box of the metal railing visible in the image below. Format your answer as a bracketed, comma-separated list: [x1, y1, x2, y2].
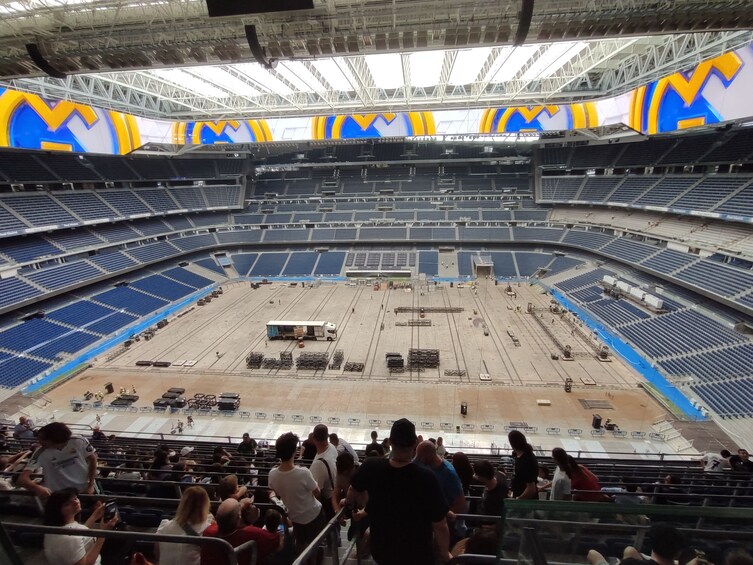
[292, 508, 345, 565]
[1, 521, 257, 565]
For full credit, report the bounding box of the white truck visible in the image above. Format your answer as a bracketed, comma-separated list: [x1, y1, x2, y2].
[266, 321, 337, 341]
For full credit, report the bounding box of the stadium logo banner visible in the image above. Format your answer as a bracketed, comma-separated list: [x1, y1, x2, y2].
[1, 44, 753, 153]
[479, 103, 598, 133]
[312, 112, 436, 139]
[0, 88, 141, 154]
[628, 49, 750, 134]
[172, 119, 273, 144]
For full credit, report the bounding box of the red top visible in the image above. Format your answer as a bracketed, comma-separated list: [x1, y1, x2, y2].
[200, 523, 279, 565]
[571, 465, 603, 501]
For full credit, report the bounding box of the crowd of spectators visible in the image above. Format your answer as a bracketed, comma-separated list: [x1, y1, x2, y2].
[0, 420, 751, 565]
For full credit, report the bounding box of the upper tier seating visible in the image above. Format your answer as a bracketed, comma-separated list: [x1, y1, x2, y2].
[126, 158, 177, 180]
[89, 250, 139, 272]
[541, 172, 753, 223]
[125, 241, 180, 263]
[0, 205, 28, 233]
[700, 128, 753, 163]
[54, 191, 118, 220]
[570, 145, 624, 169]
[0, 184, 243, 243]
[0, 277, 41, 308]
[634, 176, 700, 207]
[85, 155, 140, 180]
[1, 193, 77, 226]
[607, 176, 660, 204]
[25, 260, 103, 290]
[541, 177, 584, 200]
[135, 189, 180, 213]
[50, 228, 104, 250]
[171, 159, 218, 179]
[543, 129, 753, 172]
[659, 136, 712, 164]
[42, 154, 102, 181]
[0, 235, 61, 263]
[0, 152, 57, 182]
[614, 138, 677, 167]
[98, 190, 153, 216]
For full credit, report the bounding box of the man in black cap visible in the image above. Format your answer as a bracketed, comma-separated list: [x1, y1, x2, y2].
[345, 418, 451, 564]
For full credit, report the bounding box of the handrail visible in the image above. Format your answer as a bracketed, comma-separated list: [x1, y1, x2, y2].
[0, 431, 710, 461]
[0, 521, 244, 565]
[505, 499, 753, 519]
[292, 508, 345, 565]
[504, 518, 753, 539]
[0, 490, 291, 522]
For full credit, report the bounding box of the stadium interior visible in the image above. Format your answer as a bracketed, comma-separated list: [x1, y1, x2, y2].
[0, 0, 753, 564]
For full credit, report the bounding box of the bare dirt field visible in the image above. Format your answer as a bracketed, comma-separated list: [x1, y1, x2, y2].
[36, 280, 673, 456]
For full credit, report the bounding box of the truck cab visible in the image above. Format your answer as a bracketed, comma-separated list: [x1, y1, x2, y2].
[324, 322, 337, 340]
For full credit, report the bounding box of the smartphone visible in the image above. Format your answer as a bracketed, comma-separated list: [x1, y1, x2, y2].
[104, 499, 118, 520]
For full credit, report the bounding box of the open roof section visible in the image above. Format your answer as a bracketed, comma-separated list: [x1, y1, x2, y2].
[0, 0, 751, 119]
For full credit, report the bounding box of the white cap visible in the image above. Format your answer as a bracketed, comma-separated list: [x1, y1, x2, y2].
[180, 446, 194, 457]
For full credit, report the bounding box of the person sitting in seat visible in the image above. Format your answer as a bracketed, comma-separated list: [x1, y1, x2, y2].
[201, 498, 280, 565]
[13, 416, 35, 440]
[156, 486, 214, 565]
[43, 488, 118, 565]
[238, 433, 257, 457]
[217, 474, 248, 502]
[653, 474, 688, 505]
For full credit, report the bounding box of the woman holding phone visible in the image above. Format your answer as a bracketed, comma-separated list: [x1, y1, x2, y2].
[43, 488, 119, 565]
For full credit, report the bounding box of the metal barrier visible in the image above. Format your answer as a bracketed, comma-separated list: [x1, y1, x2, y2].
[291, 508, 344, 565]
[1, 521, 253, 565]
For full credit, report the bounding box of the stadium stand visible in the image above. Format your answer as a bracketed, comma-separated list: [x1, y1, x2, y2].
[0, 131, 753, 426]
[91, 286, 169, 316]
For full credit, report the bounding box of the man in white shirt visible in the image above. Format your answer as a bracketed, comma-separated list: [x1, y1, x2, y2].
[268, 432, 324, 556]
[329, 433, 359, 464]
[17, 422, 97, 499]
[700, 449, 731, 472]
[311, 424, 338, 519]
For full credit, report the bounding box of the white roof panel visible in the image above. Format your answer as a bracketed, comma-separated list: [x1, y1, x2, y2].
[284, 61, 328, 92]
[196, 67, 260, 97]
[521, 42, 588, 81]
[149, 69, 228, 98]
[311, 58, 356, 92]
[366, 53, 404, 90]
[449, 48, 493, 85]
[409, 51, 445, 87]
[487, 46, 537, 83]
[235, 63, 294, 95]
